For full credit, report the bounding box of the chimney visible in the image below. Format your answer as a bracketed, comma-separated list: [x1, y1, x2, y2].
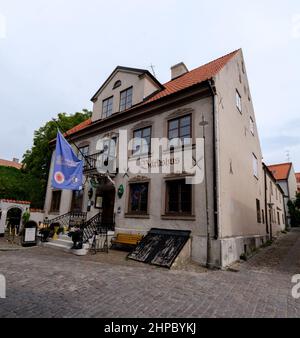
[171, 62, 189, 80]
[13, 158, 19, 163]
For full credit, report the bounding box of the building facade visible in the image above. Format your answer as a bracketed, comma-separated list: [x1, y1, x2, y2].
[263, 164, 286, 237]
[296, 173, 300, 193]
[44, 49, 276, 267]
[268, 163, 298, 226]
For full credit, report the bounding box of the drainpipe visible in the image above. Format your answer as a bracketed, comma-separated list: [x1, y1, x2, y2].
[208, 79, 219, 240]
[263, 165, 269, 236]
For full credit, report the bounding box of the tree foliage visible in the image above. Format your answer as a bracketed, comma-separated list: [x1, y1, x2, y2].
[288, 193, 300, 227]
[0, 166, 44, 208]
[0, 110, 91, 209]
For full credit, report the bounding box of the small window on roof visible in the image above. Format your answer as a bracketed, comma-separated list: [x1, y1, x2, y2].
[113, 80, 122, 89]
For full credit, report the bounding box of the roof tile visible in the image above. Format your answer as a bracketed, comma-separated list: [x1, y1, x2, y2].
[268, 163, 292, 181]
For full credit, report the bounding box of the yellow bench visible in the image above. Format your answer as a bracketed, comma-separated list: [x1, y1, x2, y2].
[111, 233, 143, 247]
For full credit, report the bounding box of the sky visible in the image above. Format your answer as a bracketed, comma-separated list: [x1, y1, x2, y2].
[0, 0, 299, 171]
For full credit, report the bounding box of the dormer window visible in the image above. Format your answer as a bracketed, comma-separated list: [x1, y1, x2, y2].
[120, 87, 133, 112]
[102, 96, 114, 118]
[113, 80, 122, 89]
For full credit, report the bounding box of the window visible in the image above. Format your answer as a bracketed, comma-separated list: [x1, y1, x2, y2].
[250, 117, 255, 135]
[78, 145, 89, 162]
[252, 153, 258, 178]
[256, 199, 261, 223]
[133, 127, 151, 156]
[270, 181, 273, 195]
[168, 115, 192, 146]
[277, 212, 280, 225]
[262, 209, 265, 224]
[120, 87, 133, 112]
[71, 190, 84, 212]
[102, 96, 114, 118]
[166, 180, 192, 215]
[128, 182, 149, 214]
[113, 80, 121, 89]
[236, 90, 242, 113]
[97, 137, 117, 173]
[50, 190, 61, 213]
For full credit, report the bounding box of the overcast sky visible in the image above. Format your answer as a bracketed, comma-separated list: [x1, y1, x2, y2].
[0, 0, 299, 171]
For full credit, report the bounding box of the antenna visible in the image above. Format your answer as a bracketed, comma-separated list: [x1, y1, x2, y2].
[285, 150, 291, 162]
[149, 64, 157, 78]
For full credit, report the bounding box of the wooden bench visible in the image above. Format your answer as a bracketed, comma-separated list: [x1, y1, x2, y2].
[111, 233, 143, 249]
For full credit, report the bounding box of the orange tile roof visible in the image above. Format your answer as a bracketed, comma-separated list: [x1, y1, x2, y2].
[65, 50, 239, 137]
[268, 163, 292, 181]
[296, 173, 300, 184]
[146, 50, 239, 103]
[0, 159, 22, 170]
[0, 199, 30, 205]
[64, 118, 92, 136]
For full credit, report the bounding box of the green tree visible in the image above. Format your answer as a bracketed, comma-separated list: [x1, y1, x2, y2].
[0, 167, 45, 208]
[288, 193, 300, 227]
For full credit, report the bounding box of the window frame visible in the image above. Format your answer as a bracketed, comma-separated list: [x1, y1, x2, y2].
[70, 189, 84, 212]
[50, 190, 62, 213]
[250, 116, 255, 136]
[102, 96, 114, 118]
[167, 114, 192, 146]
[252, 153, 258, 179]
[165, 179, 192, 216]
[256, 199, 261, 223]
[132, 126, 152, 156]
[119, 86, 133, 112]
[236, 90, 242, 113]
[128, 182, 149, 215]
[77, 145, 89, 162]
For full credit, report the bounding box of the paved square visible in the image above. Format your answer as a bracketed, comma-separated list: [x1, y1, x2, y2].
[1, 230, 300, 318]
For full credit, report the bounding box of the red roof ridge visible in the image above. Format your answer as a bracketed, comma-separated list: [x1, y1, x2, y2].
[63, 49, 240, 138]
[164, 49, 240, 87]
[268, 162, 292, 168]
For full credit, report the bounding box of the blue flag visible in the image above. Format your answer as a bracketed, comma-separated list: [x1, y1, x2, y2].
[52, 130, 83, 191]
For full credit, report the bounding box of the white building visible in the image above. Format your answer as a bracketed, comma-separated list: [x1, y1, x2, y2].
[44, 49, 280, 267]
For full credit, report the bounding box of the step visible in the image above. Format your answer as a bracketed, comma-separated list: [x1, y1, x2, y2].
[49, 238, 73, 247]
[42, 241, 72, 253]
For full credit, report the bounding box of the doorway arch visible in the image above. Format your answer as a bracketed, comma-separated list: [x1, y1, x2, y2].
[6, 207, 22, 233]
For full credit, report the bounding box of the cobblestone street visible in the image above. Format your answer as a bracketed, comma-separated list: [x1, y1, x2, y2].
[1, 230, 300, 318]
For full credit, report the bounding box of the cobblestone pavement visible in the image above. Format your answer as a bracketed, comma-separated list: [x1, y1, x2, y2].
[1, 230, 300, 318]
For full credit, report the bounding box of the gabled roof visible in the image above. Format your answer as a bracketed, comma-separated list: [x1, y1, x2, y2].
[146, 50, 239, 103]
[0, 159, 22, 170]
[268, 163, 292, 181]
[91, 66, 164, 102]
[65, 49, 240, 138]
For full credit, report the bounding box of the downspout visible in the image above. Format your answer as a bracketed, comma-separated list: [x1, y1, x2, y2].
[263, 165, 269, 236]
[208, 79, 219, 241]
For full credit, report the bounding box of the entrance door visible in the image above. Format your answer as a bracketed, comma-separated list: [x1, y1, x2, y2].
[6, 208, 22, 233]
[101, 187, 115, 230]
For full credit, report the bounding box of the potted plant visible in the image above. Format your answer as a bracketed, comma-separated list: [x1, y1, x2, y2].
[68, 227, 84, 250]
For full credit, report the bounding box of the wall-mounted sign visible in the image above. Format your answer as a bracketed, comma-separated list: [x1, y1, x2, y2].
[118, 184, 124, 198]
[95, 196, 103, 209]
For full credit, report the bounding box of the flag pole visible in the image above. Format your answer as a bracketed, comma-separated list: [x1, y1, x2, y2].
[52, 118, 93, 168]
